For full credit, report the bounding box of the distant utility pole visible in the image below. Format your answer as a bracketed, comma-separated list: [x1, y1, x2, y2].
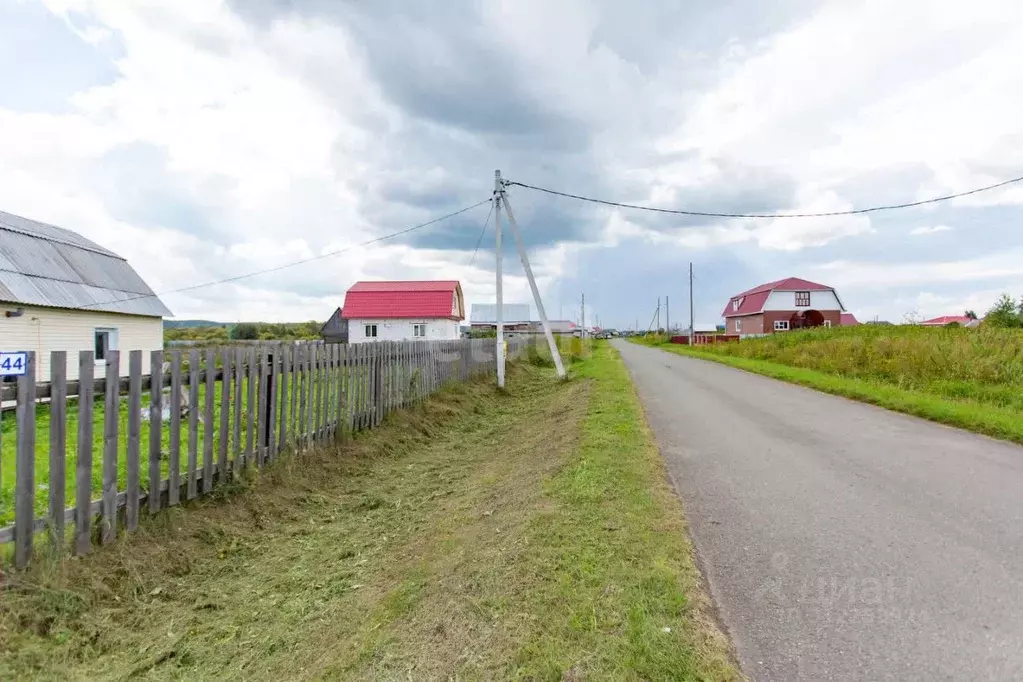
[666, 296, 670, 333]
[689, 262, 695, 346]
[494, 170, 566, 380]
[494, 171, 505, 388]
[581, 293, 586, 339]
[656, 297, 661, 331]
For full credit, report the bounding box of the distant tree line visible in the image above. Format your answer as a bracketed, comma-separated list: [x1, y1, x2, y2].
[164, 321, 324, 342]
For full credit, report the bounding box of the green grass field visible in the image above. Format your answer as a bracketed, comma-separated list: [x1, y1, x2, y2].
[0, 343, 738, 680]
[643, 325, 1023, 443]
[0, 367, 374, 526]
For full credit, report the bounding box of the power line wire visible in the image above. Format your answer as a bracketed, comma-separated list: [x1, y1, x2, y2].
[468, 199, 495, 266]
[82, 198, 491, 310]
[504, 174, 1023, 219]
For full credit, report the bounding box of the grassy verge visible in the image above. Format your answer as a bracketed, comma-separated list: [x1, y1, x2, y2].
[647, 341, 1023, 444]
[0, 345, 738, 681]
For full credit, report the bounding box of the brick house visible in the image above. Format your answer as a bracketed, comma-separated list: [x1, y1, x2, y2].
[721, 277, 847, 337]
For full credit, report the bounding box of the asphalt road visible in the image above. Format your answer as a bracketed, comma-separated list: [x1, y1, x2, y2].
[614, 340, 1023, 681]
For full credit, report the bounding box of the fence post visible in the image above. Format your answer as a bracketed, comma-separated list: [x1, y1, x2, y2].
[246, 346, 256, 467]
[149, 350, 163, 513]
[187, 349, 200, 500]
[219, 347, 231, 483]
[256, 347, 267, 466]
[14, 351, 37, 568]
[126, 350, 142, 532]
[203, 349, 215, 492]
[262, 348, 274, 459]
[313, 344, 323, 442]
[341, 347, 349, 443]
[233, 347, 244, 472]
[75, 351, 94, 555]
[373, 343, 383, 427]
[49, 351, 67, 550]
[101, 349, 120, 544]
[169, 351, 182, 505]
[278, 345, 290, 453]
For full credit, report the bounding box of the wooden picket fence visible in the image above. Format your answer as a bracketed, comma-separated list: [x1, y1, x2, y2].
[0, 338, 526, 568]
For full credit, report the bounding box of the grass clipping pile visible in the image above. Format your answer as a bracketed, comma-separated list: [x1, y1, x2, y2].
[1, 344, 738, 681]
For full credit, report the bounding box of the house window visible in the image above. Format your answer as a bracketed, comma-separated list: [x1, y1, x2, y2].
[735, 319, 742, 332]
[823, 320, 832, 328]
[795, 291, 810, 307]
[774, 320, 790, 331]
[413, 323, 427, 338]
[364, 324, 378, 339]
[94, 328, 118, 362]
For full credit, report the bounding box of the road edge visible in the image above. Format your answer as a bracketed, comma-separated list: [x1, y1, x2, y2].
[609, 341, 748, 680]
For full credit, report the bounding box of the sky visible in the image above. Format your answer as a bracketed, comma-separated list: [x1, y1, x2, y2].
[1, 0, 1022, 329]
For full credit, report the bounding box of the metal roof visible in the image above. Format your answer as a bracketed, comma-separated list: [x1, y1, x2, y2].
[0, 210, 172, 317]
[470, 303, 533, 324]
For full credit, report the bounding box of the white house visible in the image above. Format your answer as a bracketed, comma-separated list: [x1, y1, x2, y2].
[341, 280, 464, 343]
[0, 209, 172, 382]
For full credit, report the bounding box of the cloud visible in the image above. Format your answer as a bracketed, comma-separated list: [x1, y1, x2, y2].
[910, 225, 954, 236]
[811, 251, 1023, 289]
[0, 0, 1020, 329]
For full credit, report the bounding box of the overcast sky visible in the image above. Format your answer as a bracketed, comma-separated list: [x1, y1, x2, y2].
[2, 0, 1022, 328]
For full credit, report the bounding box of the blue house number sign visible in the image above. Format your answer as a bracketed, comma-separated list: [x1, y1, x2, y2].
[0, 352, 28, 376]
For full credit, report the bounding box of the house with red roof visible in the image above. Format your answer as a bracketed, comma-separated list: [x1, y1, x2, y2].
[338, 280, 465, 343]
[722, 277, 847, 337]
[920, 316, 973, 327]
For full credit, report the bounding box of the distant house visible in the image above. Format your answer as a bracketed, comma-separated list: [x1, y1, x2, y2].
[0, 210, 171, 382]
[840, 313, 860, 326]
[341, 280, 464, 343]
[470, 303, 533, 334]
[920, 315, 973, 327]
[722, 277, 846, 337]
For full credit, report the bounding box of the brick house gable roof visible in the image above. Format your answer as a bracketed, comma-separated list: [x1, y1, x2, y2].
[341, 280, 464, 320]
[722, 277, 840, 318]
[920, 315, 972, 326]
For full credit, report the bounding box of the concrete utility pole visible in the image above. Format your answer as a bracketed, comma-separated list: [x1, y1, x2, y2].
[656, 297, 661, 331]
[497, 172, 566, 379]
[494, 170, 505, 388]
[689, 262, 695, 346]
[666, 296, 670, 334]
[581, 293, 586, 339]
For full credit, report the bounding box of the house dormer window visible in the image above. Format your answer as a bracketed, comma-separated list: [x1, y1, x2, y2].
[732, 296, 745, 312]
[795, 291, 810, 306]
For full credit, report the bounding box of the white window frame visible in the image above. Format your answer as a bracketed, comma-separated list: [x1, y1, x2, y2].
[773, 320, 790, 331]
[413, 323, 427, 338]
[735, 319, 742, 332]
[94, 327, 118, 363]
[823, 320, 832, 328]
[795, 291, 811, 307]
[364, 324, 378, 339]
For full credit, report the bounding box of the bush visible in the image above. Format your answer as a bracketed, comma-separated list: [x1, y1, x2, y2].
[984, 293, 1022, 329]
[231, 323, 260, 340]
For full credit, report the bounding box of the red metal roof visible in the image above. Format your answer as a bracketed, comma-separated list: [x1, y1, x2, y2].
[840, 313, 859, 326]
[722, 277, 837, 318]
[341, 280, 463, 320]
[920, 315, 972, 326]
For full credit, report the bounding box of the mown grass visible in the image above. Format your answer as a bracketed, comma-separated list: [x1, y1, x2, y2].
[643, 325, 1023, 443]
[0, 343, 738, 681]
